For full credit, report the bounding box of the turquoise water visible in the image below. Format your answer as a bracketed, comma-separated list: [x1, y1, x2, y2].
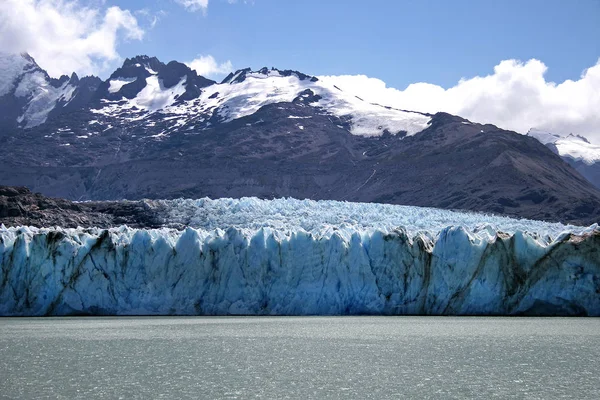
[1, 317, 598, 399]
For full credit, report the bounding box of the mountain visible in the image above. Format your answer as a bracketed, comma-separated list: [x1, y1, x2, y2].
[528, 128, 600, 190]
[0, 53, 101, 130]
[1, 53, 600, 225]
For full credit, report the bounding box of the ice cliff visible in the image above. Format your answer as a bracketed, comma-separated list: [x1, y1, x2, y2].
[1, 198, 599, 316]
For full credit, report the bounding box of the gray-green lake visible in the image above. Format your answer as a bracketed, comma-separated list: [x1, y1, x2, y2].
[1, 317, 598, 399]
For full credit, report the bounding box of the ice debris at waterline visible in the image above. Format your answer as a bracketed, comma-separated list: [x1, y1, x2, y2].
[1, 197, 600, 316]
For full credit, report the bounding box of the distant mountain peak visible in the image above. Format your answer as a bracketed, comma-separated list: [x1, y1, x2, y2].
[19, 52, 36, 64]
[528, 127, 600, 166]
[0, 52, 40, 97]
[69, 72, 79, 85]
[122, 55, 162, 68]
[567, 133, 591, 144]
[528, 128, 594, 146]
[221, 67, 318, 84]
[526, 128, 561, 144]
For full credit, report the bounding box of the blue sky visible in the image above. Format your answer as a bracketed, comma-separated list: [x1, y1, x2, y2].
[117, 0, 600, 88]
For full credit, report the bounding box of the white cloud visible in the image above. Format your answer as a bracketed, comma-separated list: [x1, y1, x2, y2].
[320, 59, 600, 142]
[136, 8, 166, 29]
[175, 0, 209, 13]
[186, 55, 233, 78]
[0, 0, 144, 78]
[175, 0, 252, 13]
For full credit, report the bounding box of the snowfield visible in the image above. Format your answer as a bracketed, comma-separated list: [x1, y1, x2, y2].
[1, 197, 599, 317]
[94, 68, 432, 138]
[528, 128, 600, 165]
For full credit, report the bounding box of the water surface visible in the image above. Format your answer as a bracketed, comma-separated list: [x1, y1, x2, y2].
[1, 317, 598, 399]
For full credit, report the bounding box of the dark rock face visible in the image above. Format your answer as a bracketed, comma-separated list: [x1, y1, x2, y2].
[0, 186, 163, 228]
[93, 55, 215, 102]
[50, 75, 102, 117]
[221, 67, 315, 85]
[221, 67, 252, 84]
[561, 159, 600, 191]
[162, 61, 215, 101]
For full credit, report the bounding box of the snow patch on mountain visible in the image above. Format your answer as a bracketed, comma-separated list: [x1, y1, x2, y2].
[0, 53, 32, 97]
[94, 76, 188, 119]
[314, 81, 431, 137]
[134, 76, 187, 111]
[528, 128, 600, 165]
[15, 71, 77, 128]
[204, 73, 306, 121]
[108, 77, 137, 93]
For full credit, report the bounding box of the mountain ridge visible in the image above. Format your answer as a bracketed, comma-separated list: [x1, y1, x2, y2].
[1, 52, 600, 225]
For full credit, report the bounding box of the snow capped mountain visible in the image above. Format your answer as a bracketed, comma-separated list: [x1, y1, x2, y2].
[97, 55, 215, 103]
[528, 128, 600, 189]
[0, 53, 35, 97]
[528, 128, 600, 165]
[0, 54, 431, 138]
[90, 63, 432, 139]
[0, 52, 101, 130]
[15, 70, 77, 128]
[213, 67, 432, 137]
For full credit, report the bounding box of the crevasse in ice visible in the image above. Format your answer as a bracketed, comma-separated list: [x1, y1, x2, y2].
[1, 197, 599, 316]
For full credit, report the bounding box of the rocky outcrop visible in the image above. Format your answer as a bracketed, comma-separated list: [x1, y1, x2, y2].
[0, 186, 163, 228]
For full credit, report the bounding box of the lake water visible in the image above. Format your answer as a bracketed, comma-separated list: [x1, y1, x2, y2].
[1, 317, 598, 399]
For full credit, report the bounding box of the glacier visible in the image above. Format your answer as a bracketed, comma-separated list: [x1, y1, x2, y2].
[1, 197, 599, 316]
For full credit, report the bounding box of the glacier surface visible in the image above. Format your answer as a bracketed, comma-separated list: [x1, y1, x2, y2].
[1, 198, 599, 316]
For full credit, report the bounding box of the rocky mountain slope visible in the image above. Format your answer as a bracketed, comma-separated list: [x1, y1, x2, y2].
[0, 186, 162, 228]
[1, 53, 600, 225]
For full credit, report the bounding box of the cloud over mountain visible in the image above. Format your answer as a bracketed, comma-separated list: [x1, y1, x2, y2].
[322, 59, 600, 142]
[186, 55, 233, 78]
[0, 0, 144, 77]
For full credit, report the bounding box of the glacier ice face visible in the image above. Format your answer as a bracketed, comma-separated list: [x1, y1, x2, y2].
[1, 197, 599, 317]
